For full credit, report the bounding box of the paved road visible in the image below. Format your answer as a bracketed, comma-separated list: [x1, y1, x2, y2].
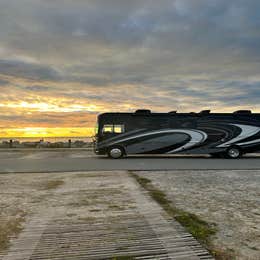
[0, 150, 260, 173]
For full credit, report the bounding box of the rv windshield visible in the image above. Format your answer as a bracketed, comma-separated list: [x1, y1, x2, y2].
[102, 124, 125, 134]
[103, 125, 113, 133]
[95, 123, 99, 135]
[114, 125, 125, 133]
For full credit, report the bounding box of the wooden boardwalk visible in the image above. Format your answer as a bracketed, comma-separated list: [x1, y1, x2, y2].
[0, 171, 213, 260]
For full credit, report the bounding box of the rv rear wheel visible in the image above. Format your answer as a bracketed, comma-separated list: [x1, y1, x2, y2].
[225, 147, 242, 159]
[107, 147, 124, 159]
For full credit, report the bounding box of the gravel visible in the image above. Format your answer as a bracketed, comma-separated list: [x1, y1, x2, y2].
[135, 170, 260, 260]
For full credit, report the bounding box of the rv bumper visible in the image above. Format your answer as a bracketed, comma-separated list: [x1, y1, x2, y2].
[94, 146, 107, 155]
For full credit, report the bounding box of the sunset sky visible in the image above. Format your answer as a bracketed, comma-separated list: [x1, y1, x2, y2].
[0, 0, 260, 137]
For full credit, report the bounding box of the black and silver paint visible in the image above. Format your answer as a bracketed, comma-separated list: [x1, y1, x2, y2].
[94, 110, 260, 158]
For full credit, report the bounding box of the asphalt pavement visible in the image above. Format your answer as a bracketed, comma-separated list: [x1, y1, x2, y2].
[0, 150, 260, 173]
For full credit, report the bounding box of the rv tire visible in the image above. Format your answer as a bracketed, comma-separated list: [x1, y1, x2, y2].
[225, 146, 242, 159]
[107, 146, 125, 159]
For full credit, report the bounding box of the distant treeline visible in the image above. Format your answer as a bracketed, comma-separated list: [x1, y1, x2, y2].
[0, 139, 93, 148]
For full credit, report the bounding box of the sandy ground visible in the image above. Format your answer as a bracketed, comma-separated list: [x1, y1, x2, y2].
[136, 170, 260, 259]
[0, 171, 210, 260]
[1, 169, 259, 259]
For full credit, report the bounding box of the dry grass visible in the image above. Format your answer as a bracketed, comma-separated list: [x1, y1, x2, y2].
[0, 210, 26, 252]
[129, 172, 231, 258]
[68, 199, 90, 207]
[40, 180, 64, 190]
[78, 216, 96, 222]
[108, 205, 126, 211]
[212, 247, 236, 260]
[130, 171, 240, 259]
[74, 173, 107, 178]
[111, 256, 134, 260]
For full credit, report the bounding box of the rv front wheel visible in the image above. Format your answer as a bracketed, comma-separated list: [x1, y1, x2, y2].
[226, 147, 242, 159]
[107, 147, 124, 159]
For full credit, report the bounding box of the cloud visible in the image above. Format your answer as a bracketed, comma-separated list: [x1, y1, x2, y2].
[25, 85, 52, 91]
[0, 59, 61, 81]
[0, 0, 259, 132]
[0, 79, 9, 85]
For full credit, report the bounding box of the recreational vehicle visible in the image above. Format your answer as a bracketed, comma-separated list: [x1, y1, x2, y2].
[94, 109, 260, 159]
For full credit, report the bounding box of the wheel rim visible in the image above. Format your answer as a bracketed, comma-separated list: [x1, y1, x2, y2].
[110, 148, 122, 158]
[228, 148, 240, 158]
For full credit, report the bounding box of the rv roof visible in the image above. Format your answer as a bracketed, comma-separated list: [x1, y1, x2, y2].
[98, 110, 259, 117]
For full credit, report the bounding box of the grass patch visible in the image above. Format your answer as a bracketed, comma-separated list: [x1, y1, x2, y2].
[110, 256, 134, 260]
[41, 180, 64, 190]
[211, 247, 236, 260]
[129, 171, 224, 258]
[68, 199, 90, 207]
[108, 205, 125, 210]
[0, 210, 26, 252]
[89, 209, 101, 212]
[74, 173, 102, 178]
[78, 216, 96, 222]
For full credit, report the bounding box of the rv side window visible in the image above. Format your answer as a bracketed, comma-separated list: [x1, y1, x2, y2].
[114, 125, 124, 133]
[102, 125, 113, 133]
